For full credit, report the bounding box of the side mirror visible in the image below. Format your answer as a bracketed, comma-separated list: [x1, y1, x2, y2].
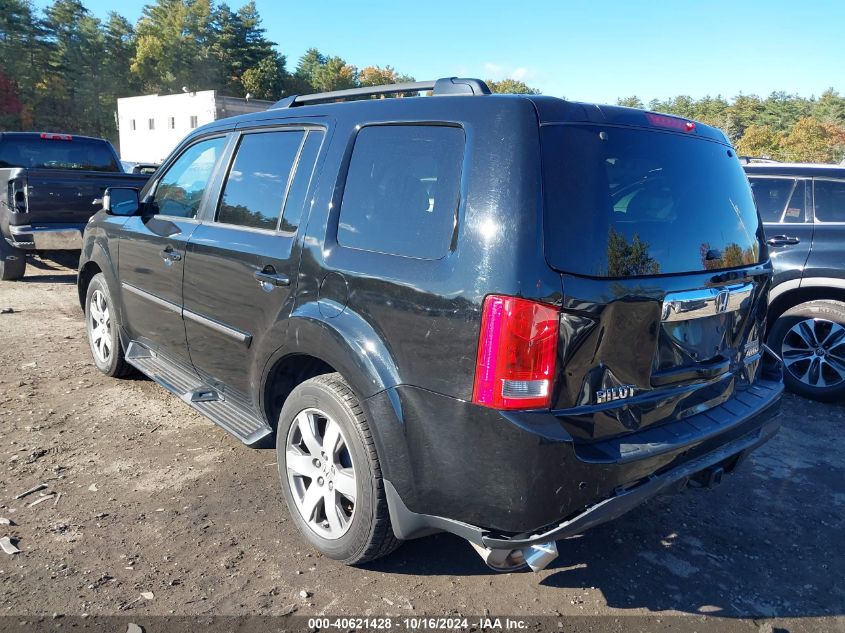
[103, 187, 140, 216]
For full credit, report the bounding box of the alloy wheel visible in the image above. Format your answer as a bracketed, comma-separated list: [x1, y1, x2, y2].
[88, 289, 112, 364]
[781, 317, 845, 388]
[285, 408, 357, 540]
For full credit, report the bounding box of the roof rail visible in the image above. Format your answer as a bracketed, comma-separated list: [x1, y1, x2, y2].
[270, 77, 491, 110]
[739, 156, 780, 164]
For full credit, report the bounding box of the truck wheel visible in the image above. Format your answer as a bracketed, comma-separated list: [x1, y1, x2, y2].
[768, 299, 845, 402]
[277, 373, 401, 565]
[84, 273, 132, 378]
[0, 239, 26, 281]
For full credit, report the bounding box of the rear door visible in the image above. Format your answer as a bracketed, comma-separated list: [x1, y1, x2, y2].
[748, 176, 814, 288]
[182, 126, 325, 399]
[540, 122, 770, 440]
[805, 178, 845, 283]
[118, 134, 229, 365]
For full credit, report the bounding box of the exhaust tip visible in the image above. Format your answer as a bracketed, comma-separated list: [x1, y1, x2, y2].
[470, 540, 559, 573]
[523, 541, 558, 572]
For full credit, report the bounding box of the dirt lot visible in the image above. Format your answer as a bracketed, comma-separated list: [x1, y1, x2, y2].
[0, 257, 843, 630]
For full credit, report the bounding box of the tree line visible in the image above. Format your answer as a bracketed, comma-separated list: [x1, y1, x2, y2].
[0, 0, 843, 163]
[618, 92, 845, 163]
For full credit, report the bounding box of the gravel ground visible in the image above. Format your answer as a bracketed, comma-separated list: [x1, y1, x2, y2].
[0, 257, 842, 631]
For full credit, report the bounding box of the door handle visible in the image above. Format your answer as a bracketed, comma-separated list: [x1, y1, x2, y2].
[254, 267, 290, 289]
[767, 235, 800, 247]
[160, 247, 182, 262]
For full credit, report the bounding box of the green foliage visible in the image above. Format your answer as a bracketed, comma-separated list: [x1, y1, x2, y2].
[310, 56, 358, 92]
[241, 53, 285, 100]
[132, 0, 219, 94]
[736, 124, 782, 159]
[486, 78, 540, 95]
[617, 96, 644, 109]
[606, 229, 660, 277]
[628, 90, 845, 163]
[1, 0, 841, 165]
[781, 117, 845, 163]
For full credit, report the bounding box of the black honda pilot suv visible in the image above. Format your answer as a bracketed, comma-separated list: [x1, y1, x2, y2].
[78, 77, 782, 572]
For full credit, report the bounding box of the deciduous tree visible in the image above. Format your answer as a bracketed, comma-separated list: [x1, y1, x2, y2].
[486, 78, 539, 94]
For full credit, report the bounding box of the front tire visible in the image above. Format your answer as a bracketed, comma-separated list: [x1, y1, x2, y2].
[277, 373, 401, 564]
[85, 273, 132, 377]
[0, 239, 26, 281]
[768, 299, 845, 402]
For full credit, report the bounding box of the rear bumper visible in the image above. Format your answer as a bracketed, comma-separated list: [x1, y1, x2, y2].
[481, 409, 779, 548]
[7, 224, 84, 250]
[377, 371, 783, 548]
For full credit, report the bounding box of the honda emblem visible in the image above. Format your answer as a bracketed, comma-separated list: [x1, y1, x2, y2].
[715, 289, 730, 314]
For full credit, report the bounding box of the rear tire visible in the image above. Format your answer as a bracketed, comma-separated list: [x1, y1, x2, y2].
[0, 239, 26, 281]
[277, 373, 401, 565]
[85, 273, 133, 378]
[768, 299, 845, 402]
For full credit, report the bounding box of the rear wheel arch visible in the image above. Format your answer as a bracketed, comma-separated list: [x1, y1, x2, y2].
[259, 311, 407, 496]
[767, 282, 845, 328]
[262, 352, 338, 430]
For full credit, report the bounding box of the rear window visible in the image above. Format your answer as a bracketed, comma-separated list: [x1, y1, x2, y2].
[0, 136, 119, 172]
[541, 125, 761, 277]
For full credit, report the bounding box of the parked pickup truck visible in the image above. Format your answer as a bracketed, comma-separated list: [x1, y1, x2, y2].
[0, 132, 151, 280]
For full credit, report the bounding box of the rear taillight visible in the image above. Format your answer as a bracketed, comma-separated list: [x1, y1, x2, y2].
[8, 178, 27, 213]
[472, 295, 559, 410]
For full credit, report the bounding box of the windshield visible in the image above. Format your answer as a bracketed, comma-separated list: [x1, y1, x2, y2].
[541, 124, 762, 277]
[0, 137, 120, 172]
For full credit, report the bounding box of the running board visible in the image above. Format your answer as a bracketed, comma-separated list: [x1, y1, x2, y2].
[125, 341, 272, 446]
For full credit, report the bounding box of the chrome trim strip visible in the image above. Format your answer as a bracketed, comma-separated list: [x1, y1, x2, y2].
[183, 308, 252, 347]
[800, 276, 845, 291]
[661, 282, 754, 322]
[121, 282, 181, 314]
[769, 278, 801, 302]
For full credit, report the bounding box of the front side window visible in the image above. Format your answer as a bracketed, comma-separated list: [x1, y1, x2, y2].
[216, 130, 304, 231]
[337, 125, 465, 259]
[153, 136, 227, 219]
[814, 180, 845, 222]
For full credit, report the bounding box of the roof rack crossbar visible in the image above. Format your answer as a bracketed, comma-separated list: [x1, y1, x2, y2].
[270, 77, 491, 110]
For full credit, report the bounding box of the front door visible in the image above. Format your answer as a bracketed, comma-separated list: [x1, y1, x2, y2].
[748, 176, 814, 288]
[182, 127, 325, 399]
[118, 135, 229, 365]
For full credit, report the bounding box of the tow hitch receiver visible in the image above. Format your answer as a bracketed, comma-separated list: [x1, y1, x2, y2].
[692, 465, 724, 489]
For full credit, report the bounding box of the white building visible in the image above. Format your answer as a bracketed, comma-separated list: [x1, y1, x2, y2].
[117, 91, 273, 163]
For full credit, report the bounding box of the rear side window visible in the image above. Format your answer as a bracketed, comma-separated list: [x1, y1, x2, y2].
[217, 130, 305, 231]
[337, 125, 464, 260]
[814, 180, 845, 222]
[542, 125, 761, 277]
[749, 178, 804, 223]
[0, 136, 119, 172]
